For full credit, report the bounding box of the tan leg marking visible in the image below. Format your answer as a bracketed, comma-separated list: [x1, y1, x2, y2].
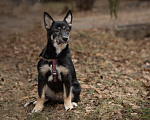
[63, 84, 73, 111]
[32, 86, 46, 113]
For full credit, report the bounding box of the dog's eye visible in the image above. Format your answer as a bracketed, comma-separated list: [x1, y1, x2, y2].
[65, 29, 69, 32]
[55, 30, 60, 34]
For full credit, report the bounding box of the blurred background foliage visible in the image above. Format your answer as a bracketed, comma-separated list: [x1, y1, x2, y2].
[8, 0, 150, 19]
[12, 0, 120, 18]
[42, 0, 120, 18]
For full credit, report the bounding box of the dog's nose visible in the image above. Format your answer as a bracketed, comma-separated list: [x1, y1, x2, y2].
[62, 37, 68, 41]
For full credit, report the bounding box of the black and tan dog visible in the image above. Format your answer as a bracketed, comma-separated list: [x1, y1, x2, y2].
[25, 10, 81, 112]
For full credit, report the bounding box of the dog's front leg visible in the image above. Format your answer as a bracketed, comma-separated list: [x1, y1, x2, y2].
[32, 75, 46, 113]
[63, 83, 73, 111]
[62, 74, 73, 111]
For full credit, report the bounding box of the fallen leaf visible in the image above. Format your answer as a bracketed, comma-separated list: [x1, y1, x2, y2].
[19, 96, 30, 101]
[81, 84, 90, 89]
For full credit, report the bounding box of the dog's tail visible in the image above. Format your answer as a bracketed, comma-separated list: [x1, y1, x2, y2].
[24, 101, 37, 107]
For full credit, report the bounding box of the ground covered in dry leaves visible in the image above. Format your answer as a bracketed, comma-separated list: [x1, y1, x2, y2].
[0, 1, 150, 120]
[0, 25, 150, 119]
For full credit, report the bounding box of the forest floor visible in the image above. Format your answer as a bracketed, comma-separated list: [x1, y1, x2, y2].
[0, 1, 150, 119]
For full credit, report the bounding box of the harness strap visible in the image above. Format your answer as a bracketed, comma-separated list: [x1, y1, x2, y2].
[41, 57, 57, 82]
[52, 59, 57, 82]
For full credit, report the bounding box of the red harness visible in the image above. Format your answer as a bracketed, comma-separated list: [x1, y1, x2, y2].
[41, 57, 57, 82]
[52, 59, 57, 82]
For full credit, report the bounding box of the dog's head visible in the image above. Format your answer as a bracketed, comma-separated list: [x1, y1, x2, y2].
[44, 10, 72, 46]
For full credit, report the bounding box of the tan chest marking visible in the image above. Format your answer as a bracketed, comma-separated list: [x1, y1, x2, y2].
[40, 64, 68, 82]
[54, 42, 67, 54]
[56, 65, 68, 75]
[40, 64, 52, 75]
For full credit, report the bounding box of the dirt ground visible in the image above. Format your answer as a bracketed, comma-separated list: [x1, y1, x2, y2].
[0, 0, 150, 120]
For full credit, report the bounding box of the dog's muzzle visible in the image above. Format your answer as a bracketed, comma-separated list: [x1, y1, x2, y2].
[62, 36, 69, 42]
[55, 36, 69, 44]
[62, 36, 68, 42]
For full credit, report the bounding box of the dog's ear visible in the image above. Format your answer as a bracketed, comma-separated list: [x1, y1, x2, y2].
[64, 10, 72, 27]
[44, 12, 54, 29]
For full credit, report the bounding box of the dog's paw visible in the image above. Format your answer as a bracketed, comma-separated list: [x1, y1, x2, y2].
[24, 102, 31, 107]
[64, 102, 78, 111]
[72, 102, 78, 107]
[24, 101, 37, 107]
[32, 104, 43, 113]
[64, 103, 73, 111]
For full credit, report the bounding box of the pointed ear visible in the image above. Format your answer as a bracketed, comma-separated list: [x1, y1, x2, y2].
[44, 12, 54, 29]
[64, 10, 72, 27]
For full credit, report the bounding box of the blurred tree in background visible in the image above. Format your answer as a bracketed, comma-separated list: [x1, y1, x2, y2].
[108, 0, 120, 18]
[76, 0, 96, 10]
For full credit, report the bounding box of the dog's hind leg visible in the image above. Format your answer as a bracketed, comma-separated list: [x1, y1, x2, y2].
[72, 81, 81, 102]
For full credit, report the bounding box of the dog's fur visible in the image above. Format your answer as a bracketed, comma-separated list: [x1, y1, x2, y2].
[30, 10, 81, 112]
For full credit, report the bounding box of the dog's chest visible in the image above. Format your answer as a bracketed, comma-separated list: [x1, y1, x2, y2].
[40, 63, 68, 82]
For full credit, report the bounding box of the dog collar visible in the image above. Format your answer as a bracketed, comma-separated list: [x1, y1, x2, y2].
[41, 57, 57, 82]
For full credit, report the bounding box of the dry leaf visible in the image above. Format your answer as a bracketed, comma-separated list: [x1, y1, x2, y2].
[81, 84, 90, 89]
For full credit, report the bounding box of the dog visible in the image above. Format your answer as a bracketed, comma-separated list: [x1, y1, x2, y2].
[24, 10, 81, 112]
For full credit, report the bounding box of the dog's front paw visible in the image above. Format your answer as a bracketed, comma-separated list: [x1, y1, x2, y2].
[32, 104, 43, 113]
[72, 102, 78, 107]
[64, 103, 73, 111]
[64, 102, 78, 111]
